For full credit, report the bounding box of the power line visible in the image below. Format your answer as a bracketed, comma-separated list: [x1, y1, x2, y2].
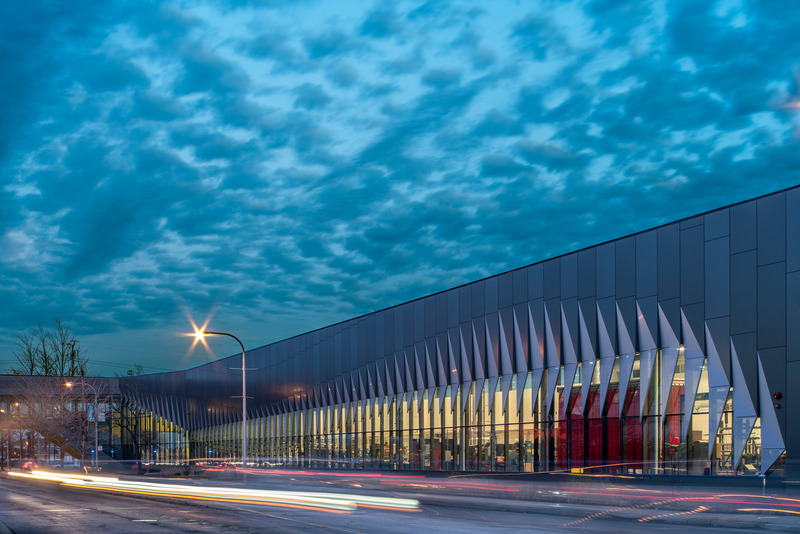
[0, 358, 174, 374]
[90, 359, 173, 372]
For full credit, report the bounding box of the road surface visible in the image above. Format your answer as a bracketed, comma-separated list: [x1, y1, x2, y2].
[1, 469, 799, 533]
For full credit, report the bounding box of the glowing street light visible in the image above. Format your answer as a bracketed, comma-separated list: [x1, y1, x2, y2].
[192, 329, 249, 468]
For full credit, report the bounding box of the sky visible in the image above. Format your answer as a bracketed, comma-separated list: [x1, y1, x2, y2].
[1, 0, 799, 375]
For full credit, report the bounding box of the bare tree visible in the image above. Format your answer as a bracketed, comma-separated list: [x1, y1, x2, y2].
[9, 319, 92, 464]
[10, 318, 88, 378]
[11, 377, 84, 463]
[52, 319, 88, 377]
[12, 331, 40, 376]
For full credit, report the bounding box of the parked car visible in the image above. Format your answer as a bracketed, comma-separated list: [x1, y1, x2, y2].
[50, 461, 80, 470]
[21, 460, 38, 471]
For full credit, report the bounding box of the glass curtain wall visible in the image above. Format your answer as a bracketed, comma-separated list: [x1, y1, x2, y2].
[183, 348, 773, 476]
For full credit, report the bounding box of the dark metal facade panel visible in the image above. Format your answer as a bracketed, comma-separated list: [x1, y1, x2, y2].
[730, 200, 757, 254]
[527, 263, 543, 300]
[561, 298, 579, 358]
[616, 236, 635, 298]
[471, 280, 485, 318]
[616, 296, 636, 352]
[513, 302, 530, 364]
[435, 292, 448, 334]
[359, 318, 368, 367]
[681, 225, 704, 306]
[705, 208, 729, 241]
[528, 298, 545, 362]
[370, 313, 380, 360]
[789, 272, 800, 362]
[460, 322, 474, 379]
[758, 262, 786, 350]
[731, 331, 758, 410]
[404, 302, 414, 346]
[636, 230, 657, 298]
[659, 297, 680, 345]
[597, 297, 616, 354]
[682, 302, 705, 354]
[325, 335, 335, 378]
[512, 268, 528, 304]
[447, 290, 459, 329]
[414, 299, 424, 343]
[637, 295, 657, 350]
[459, 285, 471, 324]
[543, 298, 562, 361]
[705, 236, 730, 320]
[681, 215, 703, 229]
[657, 224, 680, 301]
[788, 188, 800, 273]
[757, 192, 786, 267]
[561, 253, 578, 299]
[485, 276, 499, 314]
[334, 329, 343, 376]
[577, 248, 596, 299]
[383, 310, 393, 355]
[392, 307, 402, 352]
[472, 317, 486, 377]
[596, 242, 614, 299]
[759, 347, 786, 437]
[499, 271, 513, 309]
[578, 297, 597, 356]
[544, 258, 560, 300]
[425, 296, 436, 338]
[730, 250, 757, 335]
[485, 312, 500, 376]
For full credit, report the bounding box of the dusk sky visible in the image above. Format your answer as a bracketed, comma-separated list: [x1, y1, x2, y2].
[2, 0, 799, 375]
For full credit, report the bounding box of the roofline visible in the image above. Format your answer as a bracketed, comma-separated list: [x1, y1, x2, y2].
[147, 182, 799, 377]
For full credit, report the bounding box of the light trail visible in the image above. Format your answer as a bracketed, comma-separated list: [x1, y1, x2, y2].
[738, 508, 800, 515]
[638, 505, 709, 523]
[238, 468, 426, 479]
[8, 470, 419, 513]
[378, 479, 520, 492]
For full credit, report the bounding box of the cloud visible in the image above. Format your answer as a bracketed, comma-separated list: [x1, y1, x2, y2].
[174, 45, 251, 95]
[243, 33, 311, 73]
[421, 67, 461, 88]
[473, 109, 525, 137]
[360, 8, 403, 38]
[293, 83, 332, 109]
[480, 154, 530, 177]
[511, 13, 570, 59]
[303, 30, 362, 59]
[326, 61, 360, 87]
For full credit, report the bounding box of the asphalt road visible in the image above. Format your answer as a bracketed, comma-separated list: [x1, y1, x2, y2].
[1, 469, 799, 533]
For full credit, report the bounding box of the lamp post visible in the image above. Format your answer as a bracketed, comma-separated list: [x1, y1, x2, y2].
[66, 380, 99, 470]
[193, 330, 248, 469]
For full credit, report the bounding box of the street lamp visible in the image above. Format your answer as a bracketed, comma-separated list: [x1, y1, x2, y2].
[66, 380, 99, 470]
[192, 330, 249, 468]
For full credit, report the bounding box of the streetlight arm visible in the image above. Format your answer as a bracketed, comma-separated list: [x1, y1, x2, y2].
[203, 332, 246, 357]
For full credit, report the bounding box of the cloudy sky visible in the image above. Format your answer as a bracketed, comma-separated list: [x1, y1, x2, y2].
[1, 0, 799, 375]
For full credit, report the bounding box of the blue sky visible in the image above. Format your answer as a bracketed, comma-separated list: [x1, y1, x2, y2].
[1, 0, 799, 374]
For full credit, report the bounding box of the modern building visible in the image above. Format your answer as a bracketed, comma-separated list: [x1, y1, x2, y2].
[4, 186, 799, 478]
